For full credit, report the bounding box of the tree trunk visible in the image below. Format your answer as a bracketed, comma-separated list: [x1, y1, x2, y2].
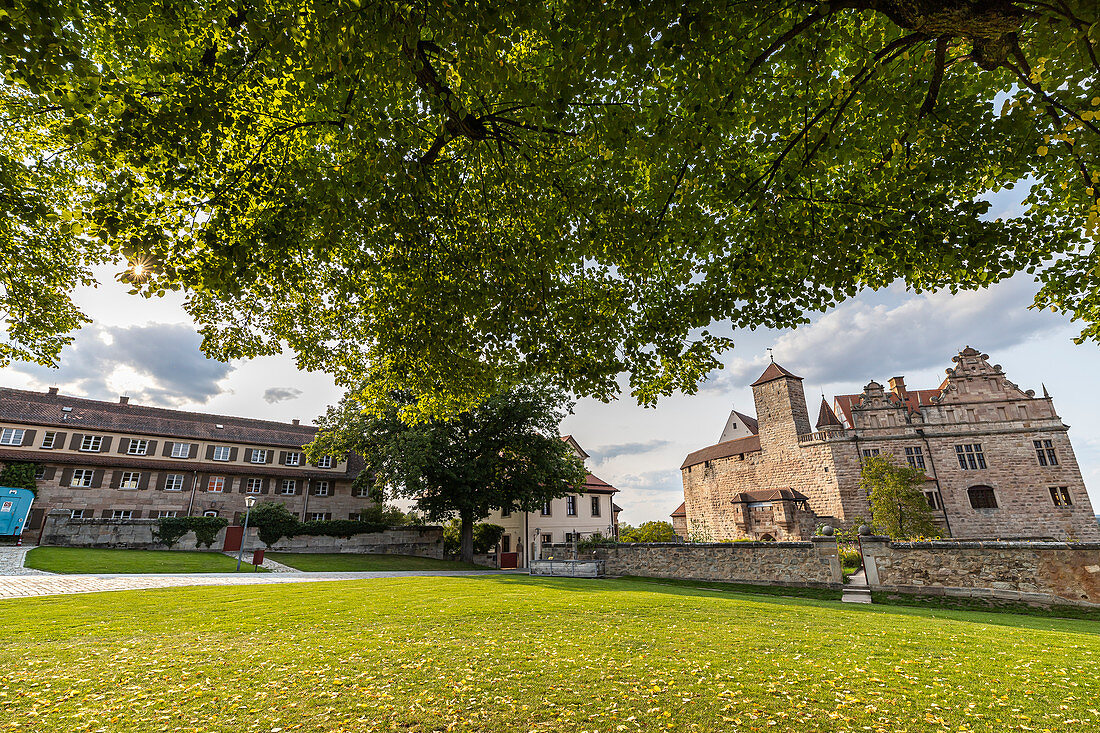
[459, 512, 475, 564]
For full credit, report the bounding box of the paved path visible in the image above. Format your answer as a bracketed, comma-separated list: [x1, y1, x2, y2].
[0, 545, 50, 576]
[0, 570, 514, 600]
[842, 568, 872, 604]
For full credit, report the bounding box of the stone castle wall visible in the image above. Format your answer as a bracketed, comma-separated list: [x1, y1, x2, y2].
[860, 536, 1100, 606]
[559, 538, 842, 587]
[38, 510, 444, 557]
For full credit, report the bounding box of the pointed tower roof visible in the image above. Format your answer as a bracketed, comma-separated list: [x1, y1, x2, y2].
[816, 397, 843, 429]
[750, 361, 803, 387]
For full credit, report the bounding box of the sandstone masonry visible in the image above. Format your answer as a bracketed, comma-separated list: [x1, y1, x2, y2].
[680, 348, 1100, 542]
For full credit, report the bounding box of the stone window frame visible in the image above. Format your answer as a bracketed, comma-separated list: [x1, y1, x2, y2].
[127, 439, 149, 456]
[41, 431, 57, 449]
[157, 510, 179, 518]
[541, 533, 552, 544]
[862, 448, 880, 458]
[591, 495, 601, 517]
[1049, 486, 1072, 507]
[924, 491, 943, 510]
[208, 476, 226, 493]
[315, 480, 331, 497]
[203, 510, 219, 517]
[308, 512, 331, 521]
[33, 466, 46, 480]
[245, 477, 264, 494]
[1034, 439, 1059, 467]
[566, 496, 577, 516]
[317, 455, 333, 469]
[71, 469, 94, 487]
[956, 444, 987, 470]
[249, 449, 268, 464]
[212, 445, 232, 462]
[80, 434, 103, 452]
[905, 446, 926, 470]
[111, 510, 134, 520]
[541, 500, 552, 516]
[967, 485, 998, 509]
[165, 474, 185, 492]
[170, 442, 191, 459]
[285, 452, 302, 466]
[501, 507, 511, 517]
[119, 471, 141, 490]
[281, 479, 296, 495]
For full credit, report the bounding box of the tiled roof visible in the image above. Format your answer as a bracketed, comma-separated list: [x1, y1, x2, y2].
[0, 387, 318, 448]
[680, 434, 761, 470]
[670, 501, 686, 517]
[833, 388, 942, 427]
[750, 362, 802, 387]
[583, 472, 619, 494]
[0, 448, 358, 480]
[732, 410, 759, 434]
[816, 398, 843, 429]
[731, 488, 809, 503]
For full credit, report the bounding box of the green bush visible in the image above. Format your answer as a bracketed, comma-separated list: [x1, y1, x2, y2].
[296, 519, 388, 539]
[153, 516, 230, 548]
[249, 502, 301, 547]
[578, 532, 617, 551]
[0, 462, 38, 496]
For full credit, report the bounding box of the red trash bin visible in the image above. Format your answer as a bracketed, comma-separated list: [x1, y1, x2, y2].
[251, 549, 265, 568]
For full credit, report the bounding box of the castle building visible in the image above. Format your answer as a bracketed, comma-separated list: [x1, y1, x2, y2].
[679, 348, 1099, 541]
[0, 387, 366, 537]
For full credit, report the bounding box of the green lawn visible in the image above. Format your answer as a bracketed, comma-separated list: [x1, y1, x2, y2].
[266, 551, 483, 572]
[24, 547, 265, 574]
[2, 577, 1098, 732]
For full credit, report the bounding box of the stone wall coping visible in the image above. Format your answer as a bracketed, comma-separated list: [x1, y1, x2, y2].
[598, 541, 817, 549]
[875, 539, 1100, 550]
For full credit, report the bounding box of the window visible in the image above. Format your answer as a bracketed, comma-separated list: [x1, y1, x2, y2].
[207, 476, 226, 493]
[315, 481, 330, 496]
[118, 471, 141, 490]
[566, 496, 577, 516]
[80, 435, 103, 452]
[0, 428, 25, 446]
[281, 479, 296, 495]
[967, 486, 998, 509]
[212, 446, 231, 462]
[905, 446, 926, 470]
[862, 448, 880, 458]
[541, 501, 552, 516]
[353, 482, 370, 498]
[591, 496, 601, 517]
[1034, 439, 1059, 467]
[1050, 486, 1072, 507]
[171, 442, 190, 458]
[285, 452, 301, 466]
[501, 536, 511, 553]
[111, 510, 134, 520]
[165, 474, 185, 492]
[70, 509, 87, 519]
[955, 444, 987, 470]
[41, 431, 57, 449]
[925, 491, 943, 510]
[541, 533, 552, 544]
[203, 510, 219, 517]
[317, 455, 333, 468]
[127, 439, 149, 456]
[246, 478, 263, 494]
[308, 512, 331, 522]
[70, 469, 94, 487]
[157, 510, 178, 518]
[33, 466, 46, 480]
[501, 507, 511, 518]
[249, 449, 268, 464]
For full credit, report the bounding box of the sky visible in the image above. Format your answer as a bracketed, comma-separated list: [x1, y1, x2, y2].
[3, 193, 1098, 526]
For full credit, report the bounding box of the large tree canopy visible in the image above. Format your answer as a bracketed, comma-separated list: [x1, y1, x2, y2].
[3, 0, 1098, 413]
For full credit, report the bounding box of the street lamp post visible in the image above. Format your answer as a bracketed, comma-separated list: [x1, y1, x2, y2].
[236, 495, 257, 572]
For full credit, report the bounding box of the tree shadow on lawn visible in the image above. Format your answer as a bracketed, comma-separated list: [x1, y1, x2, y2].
[483, 574, 1100, 637]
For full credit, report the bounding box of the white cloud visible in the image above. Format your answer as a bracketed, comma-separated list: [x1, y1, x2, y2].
[263, 387, 304, 404]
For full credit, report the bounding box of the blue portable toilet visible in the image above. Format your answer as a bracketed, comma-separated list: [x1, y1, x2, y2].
[0, 486, 35, 537]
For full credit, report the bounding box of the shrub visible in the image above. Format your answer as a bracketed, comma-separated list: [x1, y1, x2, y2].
[296, 519, 388, 539]
[153, 516, 230, 548]
[249, 502, 301, 547]
[0, 462, 38, 496]
[578, 532, 617, 551]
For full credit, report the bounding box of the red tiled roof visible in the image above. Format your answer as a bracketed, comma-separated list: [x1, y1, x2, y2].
[816, 398, 843, 429]
[833, 388, 943, 428]
[671, 501, 686, 517]
[681, 434, 761, 470]
[0, 387, 318, 447]
[583, 472, 619, 494]
[731, 488, 809, 503]
[750, 362, 802, 387]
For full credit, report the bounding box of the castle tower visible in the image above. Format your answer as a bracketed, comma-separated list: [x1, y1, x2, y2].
[751, 361, 811, 452]
[816, 397, 843, 432]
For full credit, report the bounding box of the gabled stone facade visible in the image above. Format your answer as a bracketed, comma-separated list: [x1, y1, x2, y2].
[680, 348, 1100, 542]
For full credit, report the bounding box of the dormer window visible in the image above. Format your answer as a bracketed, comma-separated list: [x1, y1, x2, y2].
[250, 449, 268, 464]
[317, 455, 333, 469]
[80, 435, 103, 452]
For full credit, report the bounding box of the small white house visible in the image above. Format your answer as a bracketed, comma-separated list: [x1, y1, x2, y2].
[483, 435, 620, 568]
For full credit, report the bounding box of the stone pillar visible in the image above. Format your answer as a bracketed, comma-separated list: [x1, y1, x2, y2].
[811, 536, 843, 584]
[858, 536, 892, 586]
[39, 509, 72, 546]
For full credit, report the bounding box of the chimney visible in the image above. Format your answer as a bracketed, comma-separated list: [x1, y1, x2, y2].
[888, 376, 907, 403]
[48, 387, 59, 395]
[119, 396, 130, 405]
[292, 419, 300, 426]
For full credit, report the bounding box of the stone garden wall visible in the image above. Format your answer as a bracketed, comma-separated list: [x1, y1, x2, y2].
[38, 510, 445, 558]
[556, 538, 842, 587]
[860, 536, 1100, 607]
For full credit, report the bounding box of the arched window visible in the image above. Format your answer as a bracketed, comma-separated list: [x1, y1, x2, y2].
[967, 486, 998, 509]
[759, 534, 776, 542]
